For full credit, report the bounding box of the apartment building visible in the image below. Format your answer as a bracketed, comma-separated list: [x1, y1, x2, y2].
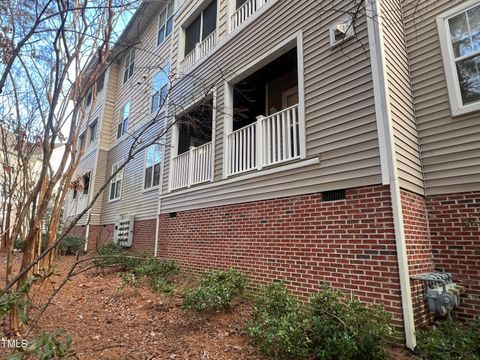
[64, 0, 480, 348]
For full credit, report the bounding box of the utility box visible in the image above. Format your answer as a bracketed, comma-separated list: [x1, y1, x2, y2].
[411, 272, 463, 316]
[113, 215, 134, 247]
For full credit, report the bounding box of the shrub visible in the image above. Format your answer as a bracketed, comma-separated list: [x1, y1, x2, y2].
[93, 243, 141, 269]
[308, 283, 392, 360]
[152, 278, 176, 296]
[130, 257, 180, 278]
[181, 268, 247, 311]
[57, 236, 85, 256]
[417, 318, 480, 360]
[247, 282, 310, 359]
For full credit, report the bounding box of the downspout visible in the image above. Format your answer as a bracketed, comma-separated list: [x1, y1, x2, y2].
[366, 0, 416, 350]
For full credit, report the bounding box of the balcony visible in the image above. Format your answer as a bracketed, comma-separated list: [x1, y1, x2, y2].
[171, 142, 213, 190]
[230, 0, 269, 31]
[179, 30, 217, 72]
[227, 104, 299, 175]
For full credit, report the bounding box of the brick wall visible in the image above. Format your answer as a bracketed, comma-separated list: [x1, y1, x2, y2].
[401, 190, 435, 325]
[159, 185, 407, 325]
[87, 224, 115, 252]
[427, 191, 480, 321]
[132, 219, 157, 254]
[67, 225, 87, 240]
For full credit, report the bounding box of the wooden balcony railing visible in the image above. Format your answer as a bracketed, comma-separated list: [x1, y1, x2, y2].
[170, 141, 213, 190]
[230, 0, 269, 31]
[226, 104, 300, 176]
[179, 31, 217, 72]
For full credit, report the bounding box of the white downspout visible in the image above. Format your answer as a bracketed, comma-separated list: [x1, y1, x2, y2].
[366, 0, 416, 350]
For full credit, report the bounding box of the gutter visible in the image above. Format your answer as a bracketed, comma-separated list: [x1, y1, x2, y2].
[366, 0, 416, 350]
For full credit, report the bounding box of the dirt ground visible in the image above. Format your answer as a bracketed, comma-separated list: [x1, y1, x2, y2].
[0, 253, 413, 359]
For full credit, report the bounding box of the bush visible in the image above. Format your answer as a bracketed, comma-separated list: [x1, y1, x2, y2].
[247, 282, 310, 359]
[152, 278, 176, 296]
[130, 257, 180, 278]
[93, 243, 141, 269]
[308, 283, 392, 360]
[181, 268, 247, 311]
[417, 318, 480, 360]
[57, 236, 85, 256]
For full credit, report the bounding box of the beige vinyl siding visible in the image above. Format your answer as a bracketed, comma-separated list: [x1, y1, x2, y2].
[381, 0, 424, 195]
[160, 0, 382, 211]
[108, 8, 173, 145]
[403, 0, 480, 195]
[100, 120, 165, 224]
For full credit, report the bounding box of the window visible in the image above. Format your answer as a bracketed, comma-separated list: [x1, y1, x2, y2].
[438, 1, 480, 115]
[158, 1, 174, 46]
[89, 118, 98, 144]
[72, 186, 78, 200]
[79, 132, 86, 153]
[144, 144, 162, 189]
[83, 173, 90, 195]
[117, 101, 130, 139]
[123, 49, 135, 84]
[109, 162, 123, 201]
[184, 1, 217, 56]
[151, 65, 170, 113]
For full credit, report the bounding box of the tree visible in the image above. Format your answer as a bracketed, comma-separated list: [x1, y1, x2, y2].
[0, 0, 225, 339]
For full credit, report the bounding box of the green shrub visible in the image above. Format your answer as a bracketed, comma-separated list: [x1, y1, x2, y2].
[417, 318, 480, 360]
[152, 278, 176, 296]
[247, 282, 310, 359]
[93, 243, 141, 269]
[14, 239, 25, 251]
[181, 268, 247, 311]
[308, 283, 392, 360]
[57, 236, 85, 256]
[130, 257, 180, 278]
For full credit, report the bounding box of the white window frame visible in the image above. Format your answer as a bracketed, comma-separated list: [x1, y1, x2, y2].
[157, 1, 174, 46]
[437, 0, 480, 116]
[143, 144, 163, 191]
[108, 161, 124, 202]
[79, 131, 86, 153]
[123, 49, 135, 84]
[151, 64, 170, 113]
[117, 100, 130, 139]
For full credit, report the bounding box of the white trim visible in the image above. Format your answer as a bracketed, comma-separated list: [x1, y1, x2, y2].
[163, 157, 319, 199]
[210, 88, 217, 182]
[223, 82, 234, 179]
[437, 0, 480, 117]
[366, 0, 416, 350]
[366, 2, 390, 185]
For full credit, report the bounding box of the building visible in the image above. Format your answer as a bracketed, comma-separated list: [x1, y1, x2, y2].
[64, 0, 480, 348]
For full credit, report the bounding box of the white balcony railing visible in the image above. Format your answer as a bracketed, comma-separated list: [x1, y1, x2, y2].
[170, 141, 213, 190]
[227, 104, 300, 176]
[179, 31, 217, 72]
[231, 0, 269, 31]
